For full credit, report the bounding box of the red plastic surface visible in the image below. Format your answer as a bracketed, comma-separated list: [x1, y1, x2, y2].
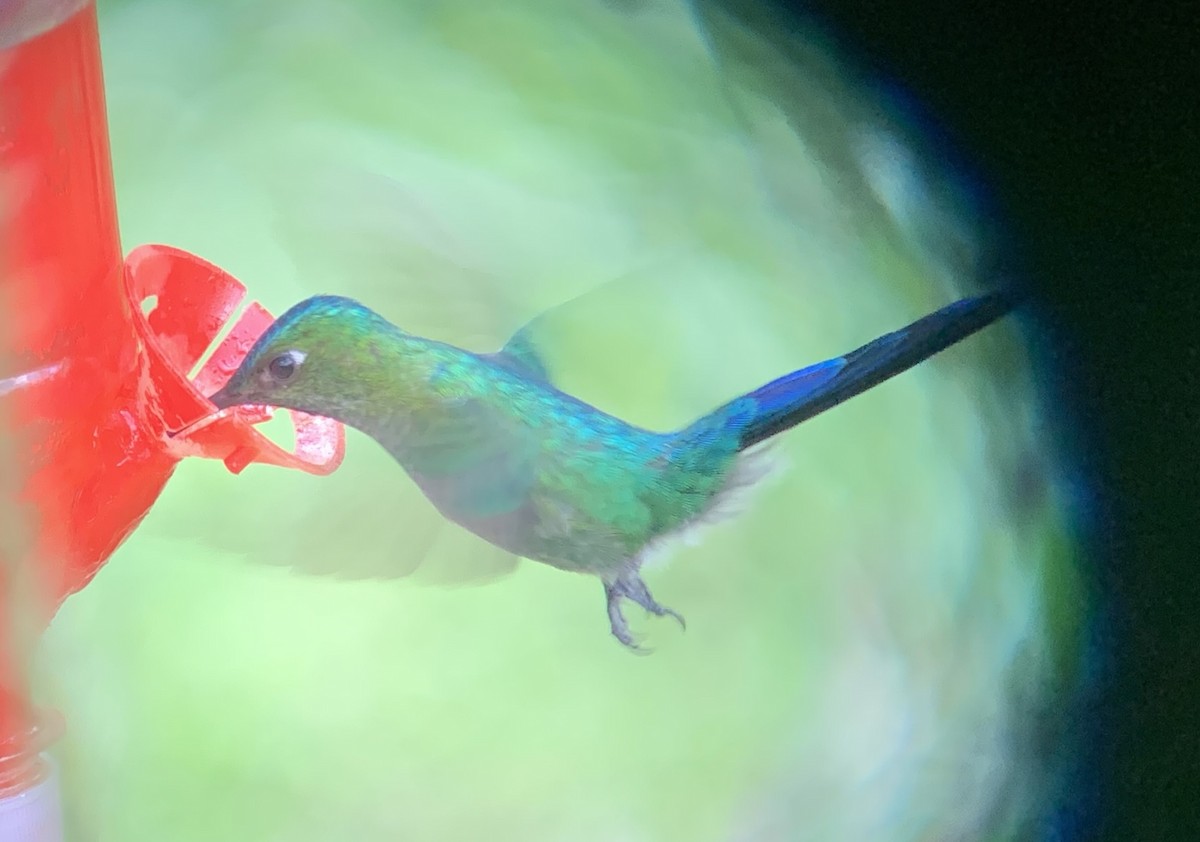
[127, 243, 346, 477]
[0, 1, 344, 793]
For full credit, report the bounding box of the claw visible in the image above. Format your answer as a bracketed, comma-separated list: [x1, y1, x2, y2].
[603, 574, 686, 652]
[605, 581, 641, 651]
[658, 605, 687, 631]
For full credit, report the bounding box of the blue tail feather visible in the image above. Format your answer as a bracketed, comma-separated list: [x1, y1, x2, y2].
[733, 290, 1018, 450]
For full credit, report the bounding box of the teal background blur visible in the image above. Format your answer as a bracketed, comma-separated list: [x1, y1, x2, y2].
[29, 1, 1088, 839]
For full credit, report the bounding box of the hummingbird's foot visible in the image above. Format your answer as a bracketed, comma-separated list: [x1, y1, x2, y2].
[603, 573, 686, 652]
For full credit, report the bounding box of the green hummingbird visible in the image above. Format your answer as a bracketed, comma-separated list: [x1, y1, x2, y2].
[208, 288, 1017, 650]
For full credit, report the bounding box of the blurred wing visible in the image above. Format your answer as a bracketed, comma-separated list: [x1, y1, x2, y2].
[268, 161, 694, 361]
[274, 502, 523, 588]
[476, 261, 741, 433]
[398, 394, 542, 521]
[482, 325, 552, 382]
[270, 169, 503, 345]
[268, 163, 585, 352]
[252, 392, 544, 586]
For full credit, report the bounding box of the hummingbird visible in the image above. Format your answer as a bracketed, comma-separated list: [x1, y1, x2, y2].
[208, 288, 1018, 650]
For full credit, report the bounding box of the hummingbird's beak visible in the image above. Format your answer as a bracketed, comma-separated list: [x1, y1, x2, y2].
[206, 384, 236, 410]
[167, 381, 242, 439]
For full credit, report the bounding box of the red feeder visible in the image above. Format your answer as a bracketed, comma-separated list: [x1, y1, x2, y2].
[0, 1, 345, 834]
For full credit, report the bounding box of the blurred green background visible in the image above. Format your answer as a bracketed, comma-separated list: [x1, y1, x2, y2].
[28, 0, 1084, 839]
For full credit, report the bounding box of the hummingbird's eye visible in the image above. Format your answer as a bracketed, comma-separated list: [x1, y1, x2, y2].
[267, 350, 304, 382]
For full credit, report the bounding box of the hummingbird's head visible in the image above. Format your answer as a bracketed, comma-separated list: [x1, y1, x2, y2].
[207, 295, 404, 422]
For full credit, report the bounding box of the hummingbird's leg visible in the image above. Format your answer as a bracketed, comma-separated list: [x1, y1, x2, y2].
[604, 580, 643, 651]
[604, 572, 687, 652]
